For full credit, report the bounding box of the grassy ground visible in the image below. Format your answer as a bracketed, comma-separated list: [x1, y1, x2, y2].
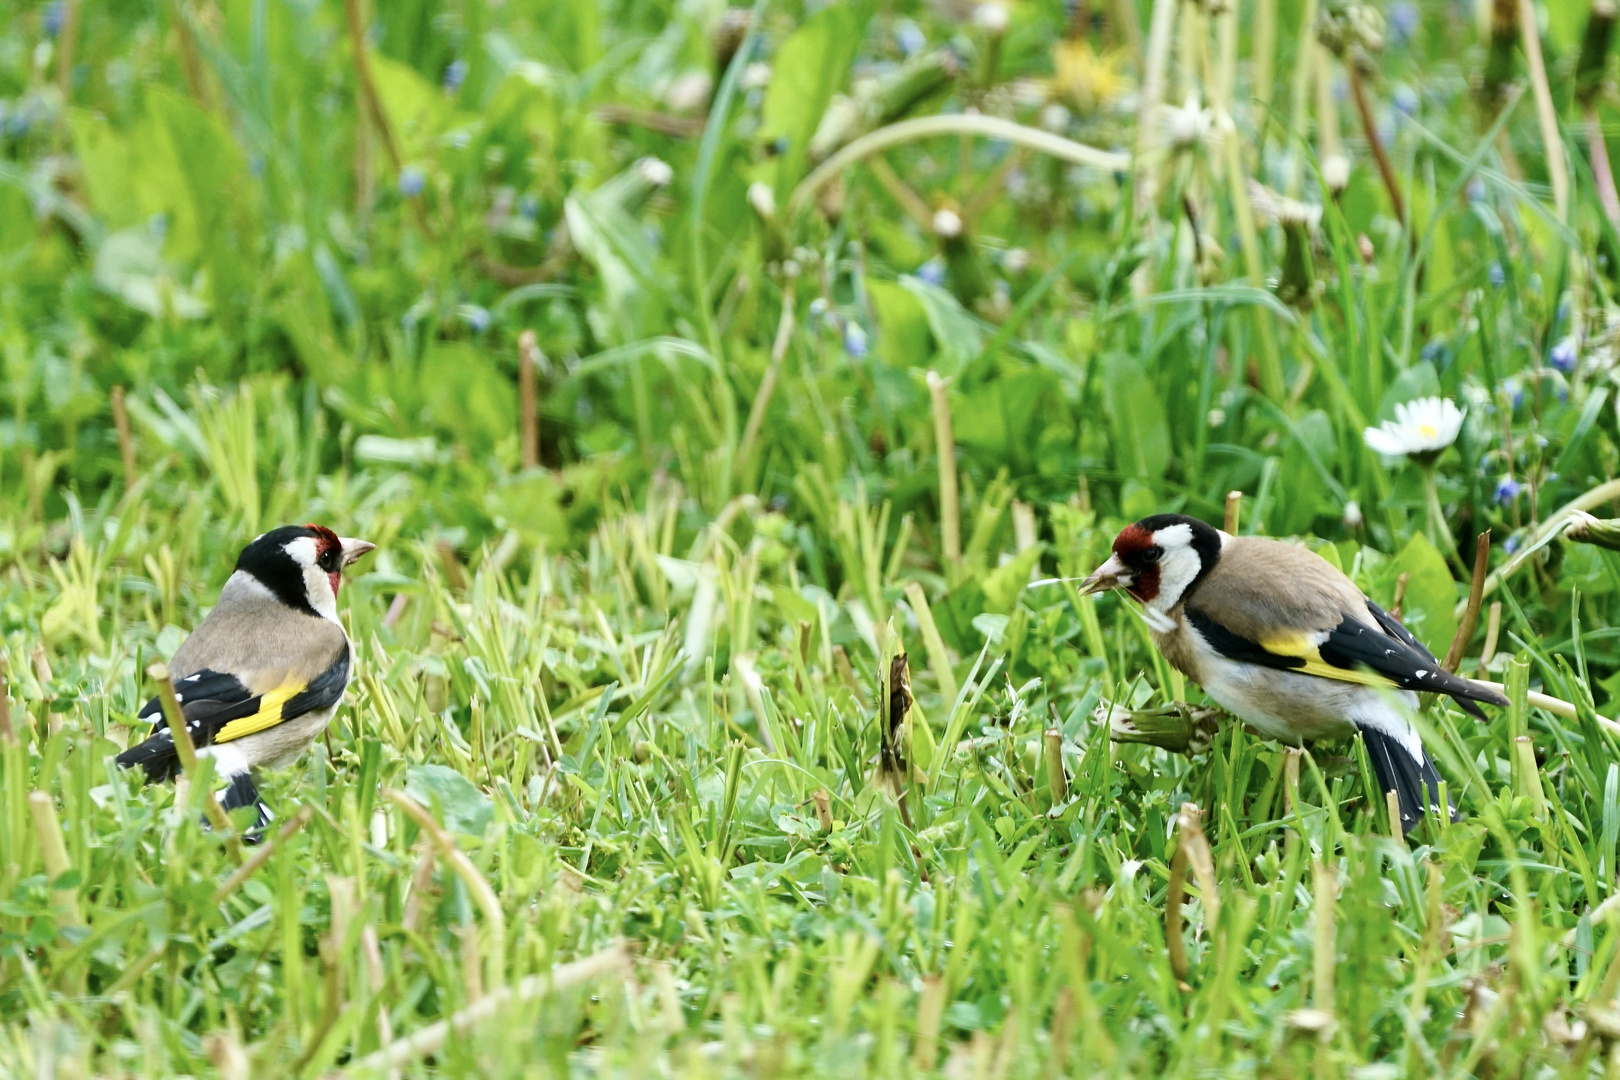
[5, 0, 1620, 1075]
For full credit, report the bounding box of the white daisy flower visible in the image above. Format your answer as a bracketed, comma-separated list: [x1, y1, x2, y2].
[1363, 396, 1465, 464]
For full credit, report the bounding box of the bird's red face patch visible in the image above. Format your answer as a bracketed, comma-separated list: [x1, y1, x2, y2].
[308, 524, 343, 596]
[1112, 524, 1161, 602]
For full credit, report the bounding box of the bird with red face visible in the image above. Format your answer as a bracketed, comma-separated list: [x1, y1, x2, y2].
[117, 525, 376, 830]
[1082, 514, 1505, 832]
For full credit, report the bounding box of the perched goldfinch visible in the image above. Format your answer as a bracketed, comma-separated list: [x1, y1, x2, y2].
[1082, 514, 1506, 831]
[118, 525, 376, 828]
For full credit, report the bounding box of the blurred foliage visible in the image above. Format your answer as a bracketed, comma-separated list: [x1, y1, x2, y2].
[5, 0, 1620, 1075]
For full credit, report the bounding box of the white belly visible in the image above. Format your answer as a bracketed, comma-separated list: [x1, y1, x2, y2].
[1182, 628, 1424, 759]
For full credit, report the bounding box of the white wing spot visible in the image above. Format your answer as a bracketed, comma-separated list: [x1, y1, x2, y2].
[1415, 669, 1428, 678]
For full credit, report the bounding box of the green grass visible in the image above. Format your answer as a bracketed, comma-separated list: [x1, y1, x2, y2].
[5, 0, 1620, 1075]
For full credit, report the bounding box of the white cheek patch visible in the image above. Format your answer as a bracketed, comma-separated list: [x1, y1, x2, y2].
[281, 535, 340, 622]
[303, 564, 339, 622]
[1146, 523, 1202, 614]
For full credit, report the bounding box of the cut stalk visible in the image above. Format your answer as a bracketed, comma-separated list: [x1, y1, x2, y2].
[518, 330, 541, 471]
[1044, 729, 1068, 808]
[1224, 490, 1242, 534]
[28, 792, 81, 927]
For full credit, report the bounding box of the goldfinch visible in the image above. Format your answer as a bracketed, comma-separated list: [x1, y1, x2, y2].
[1081, 514, 1506, 832]
[118, 525, 376, 829]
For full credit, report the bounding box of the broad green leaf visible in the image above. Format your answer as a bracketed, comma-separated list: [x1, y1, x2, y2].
[1276, 410, 1335, 536]
[369, 52, 451, 161]
[867, 279, 931, 367]
[900, 277, 984, 376]
[760, 5, 862, 202]
[1103, 352, 1171, 479]
[406, 764, 494, 838]
[1384, 532, 1458, 655]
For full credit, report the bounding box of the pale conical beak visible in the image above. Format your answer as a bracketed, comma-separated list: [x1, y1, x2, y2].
[339, 537, 377, 566]
[1079, 553, 1130, 596]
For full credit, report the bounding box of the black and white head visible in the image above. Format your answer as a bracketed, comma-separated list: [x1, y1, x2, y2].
[233, 524, 376, 621]
[1081, 515, 1224, 624]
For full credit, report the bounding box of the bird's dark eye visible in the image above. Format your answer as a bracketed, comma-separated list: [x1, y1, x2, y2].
[1142, 546, 1163, 565]
[318, 549, 341, 573]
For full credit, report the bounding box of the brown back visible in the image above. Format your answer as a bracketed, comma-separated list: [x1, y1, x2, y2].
[170, 572, 348, 694]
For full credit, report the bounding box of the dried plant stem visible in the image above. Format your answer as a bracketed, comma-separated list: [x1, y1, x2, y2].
[148, 662, 239, 850]
[1347, 63, 1406, 231]
[332, 943, 630, 1078]
[344, 0, 402, 174]
[111, 385, 136, 492]
[1462, 478, 1620, 615]
[386, 789, 506, 992]
[29, 792, 81, 926]
[790, 115, 1129, 220]
[1044, 729, 1067, 808]
[210, 806, 314, 905]
[1312, 860, 1336, 1016]
[927, 371, 960, 568]
[1518, 0, 1569, 222]
[1442, 531, 1491, 673]
[1224, 490, 1242, 534]
[518, 330, 542, 471]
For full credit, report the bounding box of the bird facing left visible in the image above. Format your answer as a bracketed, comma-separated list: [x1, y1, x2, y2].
[116, 524, 376, 831]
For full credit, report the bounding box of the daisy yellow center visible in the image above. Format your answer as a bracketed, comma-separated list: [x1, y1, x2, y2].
[1418, 423, 1436, 440]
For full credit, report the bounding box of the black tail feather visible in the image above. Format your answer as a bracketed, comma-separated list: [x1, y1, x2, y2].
[218, 772, 272, 839]
[114, 733, 180, 783]
[1357, 725, 1456, 834]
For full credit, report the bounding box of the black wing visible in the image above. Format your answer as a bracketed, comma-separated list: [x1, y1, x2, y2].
[1185, 602, 1507, 720]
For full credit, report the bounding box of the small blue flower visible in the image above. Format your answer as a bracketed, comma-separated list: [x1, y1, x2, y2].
[915, 260, 945, 287]
[517, 195, 539, 220]
[5, 104, 31, 138]
[1467, 177, 1487, 205]
[843, 321, 869, 359]
[460, 305, 490, 333]
[1488, 262, 1505, 288]
[1392, 85, 1418, 118]
[1504, 534, 1519, 555]
[1387, 2, 1418, 45]
[1420, 340, 1443, 364]
[43, 2, 64, 37]
[443, 59, 467, 94]
[1494, 477, 1522, 504]
[895, 19, 926, 58]
[1550, 336, 1577, 373]
[148, 213, 168, 243]
[398, 165, 426, 198]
